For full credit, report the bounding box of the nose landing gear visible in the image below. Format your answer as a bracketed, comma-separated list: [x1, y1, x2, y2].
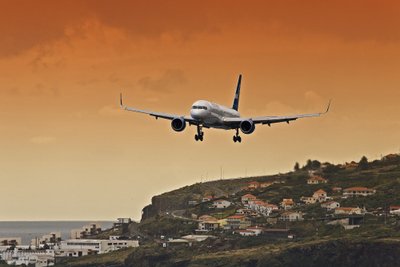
[195, 125, 204, 142]
[233, 129, 242, 143]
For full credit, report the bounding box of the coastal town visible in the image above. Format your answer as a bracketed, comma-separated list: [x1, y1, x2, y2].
[1, 153, 400, 266]
[0, 219, 138, 266]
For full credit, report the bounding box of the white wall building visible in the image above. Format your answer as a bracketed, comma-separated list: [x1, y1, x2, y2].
[58, 238, 139, 257]
[1, 249, 55, 267]
[211, 199, 231, 209]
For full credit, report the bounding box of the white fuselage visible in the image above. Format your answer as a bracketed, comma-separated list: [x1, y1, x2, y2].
[190, 100, 240, 129]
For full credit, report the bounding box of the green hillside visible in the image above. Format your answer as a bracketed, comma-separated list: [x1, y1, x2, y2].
[59, 153, 400, 266]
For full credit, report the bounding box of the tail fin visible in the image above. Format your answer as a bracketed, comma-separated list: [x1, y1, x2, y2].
[232, 74, 242, 111]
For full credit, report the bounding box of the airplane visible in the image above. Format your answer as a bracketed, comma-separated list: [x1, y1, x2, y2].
[120, 74, 331, 143]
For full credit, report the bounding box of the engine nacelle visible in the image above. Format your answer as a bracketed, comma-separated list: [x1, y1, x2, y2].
[240, 119, 255, 134]
[171, 117, 186, 132]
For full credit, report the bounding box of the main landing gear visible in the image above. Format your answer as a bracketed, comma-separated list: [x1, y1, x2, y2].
[195, 125, 204, 142]
[233, 128, 242, 143]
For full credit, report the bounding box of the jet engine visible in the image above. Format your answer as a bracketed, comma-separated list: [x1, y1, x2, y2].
[171, 117, 186, 132]
[240, 119, 255, 134]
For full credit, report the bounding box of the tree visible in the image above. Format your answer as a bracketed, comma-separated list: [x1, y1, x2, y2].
[358, 156, 369, 170]
[294, 162, 300, 171]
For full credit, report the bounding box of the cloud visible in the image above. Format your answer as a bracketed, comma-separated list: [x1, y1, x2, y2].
[30, 136, 56, 144]
[137, 69, 186, 93]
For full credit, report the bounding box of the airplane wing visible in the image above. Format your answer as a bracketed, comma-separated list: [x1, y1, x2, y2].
[224, 100, 331, 126]
[119, 94, 198, 124]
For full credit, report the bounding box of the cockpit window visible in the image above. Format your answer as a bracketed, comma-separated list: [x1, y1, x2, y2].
[192, 106, 208, 110]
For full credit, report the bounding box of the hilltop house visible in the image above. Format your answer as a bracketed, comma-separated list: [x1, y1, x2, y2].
[321, 201, 340, 211]
[202, 196, 214, 202]
[241, 194, 257, 205]
[332, 187, 342, 193]
[334, 207, 363, 215]
[248, 200, 278, 216]
[236, 226, 265, 237]
[236, 208, 258, 217]
[389, 206, 400, 215]
[343, 187, 376, 197]
[301, 189, 328, 204]
[313, 189, 328, 202]
[197, 220, 220, 232]
[260, 182, 273, 188]
[281, 199, 295, 210]
[211, 199, 232, 209]
[280, 211, 304, 221]
[307, 176, 328, 184]
[225, 215, 251, 230]
[344, 161, 359, 168]
[247, 181, 260, 190]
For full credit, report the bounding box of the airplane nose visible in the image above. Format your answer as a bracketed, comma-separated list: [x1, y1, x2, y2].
[191, 109, 206, 120]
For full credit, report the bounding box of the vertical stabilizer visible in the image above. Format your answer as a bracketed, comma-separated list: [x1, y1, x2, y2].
[232, 74, 242, 111]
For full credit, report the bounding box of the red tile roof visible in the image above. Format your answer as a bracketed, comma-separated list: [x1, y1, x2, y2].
[343, 187, 373, 192]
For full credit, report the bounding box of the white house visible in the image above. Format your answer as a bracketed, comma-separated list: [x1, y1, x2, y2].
[241, 194, 257, 205]
[321, 201, 340, 211]
[334, 207, 363, 215]
[236, 230, 257, 237]
[280, 199, 295, 210]
[390, 206, 400, 215]
[1, 249, 55, 267]
[343, 187, 376, 197]
[280, 211, 304, 221]
[58, 238, 139, 257]
[211, 199, 231, 209]
[307, 176, 328, 184]
[313, 189, 327, 202]
[246, 226, 264, 236]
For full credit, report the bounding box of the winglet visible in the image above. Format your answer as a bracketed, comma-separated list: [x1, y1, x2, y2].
[120, 93, 125, 109]
[323, 99, 332, 114]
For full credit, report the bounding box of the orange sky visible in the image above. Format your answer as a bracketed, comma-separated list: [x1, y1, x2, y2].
[1, 0, 399, 220]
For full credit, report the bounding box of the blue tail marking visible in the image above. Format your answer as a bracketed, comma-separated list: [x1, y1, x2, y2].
[232, 74, 242, 111]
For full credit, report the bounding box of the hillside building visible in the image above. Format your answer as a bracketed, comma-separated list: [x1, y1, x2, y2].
[343, 187, 376, 197]
[247, 181, 260, 190]
[321, 201, 340, 211]
[313, 189, 328, 202]
[58, 238, 139, 257]
[211, 199, 231, 209]
[280, 198, 295, 210]
[224, 215, 251, 230]
[307, 176, 328, 184]
[241, 194, 257, 205]
[31, 232, 61, 247]
[389, 206, 400, 215]
[334, 207, 363, 215]
[1, 249, 55, 267]
[280, 211, 304, 221]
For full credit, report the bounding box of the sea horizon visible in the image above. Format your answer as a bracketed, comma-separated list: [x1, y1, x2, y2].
[0, 221, 115, 245]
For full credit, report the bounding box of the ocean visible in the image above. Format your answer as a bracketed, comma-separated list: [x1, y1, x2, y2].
[0, 221, 114, 245]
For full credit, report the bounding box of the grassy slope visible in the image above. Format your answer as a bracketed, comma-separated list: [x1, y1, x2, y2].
[60, 155, 400, 266]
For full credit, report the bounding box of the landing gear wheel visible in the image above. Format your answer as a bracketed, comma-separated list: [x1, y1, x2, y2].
[196, 125, 204, 142]
[233, 128, 241, 143]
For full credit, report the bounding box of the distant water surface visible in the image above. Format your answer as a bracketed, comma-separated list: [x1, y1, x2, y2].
[0, 221, 114, 245]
